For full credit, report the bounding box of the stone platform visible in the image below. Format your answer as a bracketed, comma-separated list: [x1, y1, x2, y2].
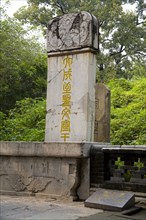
[0, 141, 92, 200]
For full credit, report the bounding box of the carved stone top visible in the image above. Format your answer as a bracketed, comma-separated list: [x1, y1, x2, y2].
[47, 12, 99, 53]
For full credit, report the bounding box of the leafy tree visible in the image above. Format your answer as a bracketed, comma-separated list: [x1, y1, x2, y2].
[0, 16, 47, 112]
[0, 98, 46, 141]
[1, 1, 145, 144]
[1, 78, 145, 144]
[126, 61, 146, 79]
[108, 77, 146, 145]
[14, 0, 146, 81]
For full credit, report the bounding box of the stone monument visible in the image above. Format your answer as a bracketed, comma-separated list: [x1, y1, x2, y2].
[45, 12, 99, 142]
[0, 12, 99, 202]
[94, 83, 110, 142]
[1, 12, 145, 204]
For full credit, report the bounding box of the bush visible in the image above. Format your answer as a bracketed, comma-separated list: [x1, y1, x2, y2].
[0, 98, 46, 141]
[1, 78, 145, 145]
[108, 78, 146, 145]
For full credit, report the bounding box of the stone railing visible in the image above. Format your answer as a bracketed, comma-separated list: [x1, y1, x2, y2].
[90, 145, 146, 193]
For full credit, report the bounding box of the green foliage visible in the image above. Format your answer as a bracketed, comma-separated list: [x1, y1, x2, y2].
[0, 98, 46, 141]
[127, 61, 146, 79]
[1, 77, 145, 144]
[0, 17, 47, 112]
[124, 170, 132, 182]
[14, 0, 146, 81]
[134, 158, 144, 170]
[115, 157, 125, 169]
[108, 77, 146, 145]
[1, 3, 145, 144]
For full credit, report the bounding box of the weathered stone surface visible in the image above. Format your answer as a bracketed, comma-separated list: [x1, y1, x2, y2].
[77, 158, 90, 200]
[110, 177, 125, 183]
[0, 142, 91, 158]
[47, 12, 99, 53]
[0, 195, 103, 220]
[85, 188, 135, 211]
[102, 145, 146, 152]
[0, 142, 91, 200]
[94, 83, 110, 143]
[45, 52, 96, 142]
[0, 155, 80, 199]
[45, 12, 98, 142]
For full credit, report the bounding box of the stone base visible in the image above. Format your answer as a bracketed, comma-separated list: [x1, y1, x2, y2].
[0, 142, 91, 200]
[110, 177, 125, 182]
[103, 181, 146, 193]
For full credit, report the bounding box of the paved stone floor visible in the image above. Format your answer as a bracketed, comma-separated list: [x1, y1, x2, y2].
[0, 195, 146, 220]
[78, 209, 146, 220]
[0, 195, 103, 220]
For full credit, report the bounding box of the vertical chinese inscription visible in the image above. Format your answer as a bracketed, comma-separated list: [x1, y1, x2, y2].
[60, 56, 73, 141]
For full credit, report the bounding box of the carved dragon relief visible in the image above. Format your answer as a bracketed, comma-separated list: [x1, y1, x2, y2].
[47, 12, 98, 52]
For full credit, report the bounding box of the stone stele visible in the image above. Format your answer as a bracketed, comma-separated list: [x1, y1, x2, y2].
[45, 12, 99, 142]
[94, 83, 110, 142]
[85, 188, 135, 211]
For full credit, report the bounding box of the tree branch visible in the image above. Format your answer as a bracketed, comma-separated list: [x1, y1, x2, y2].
[55, 0, 65, 14]
[109, 45, 125, 57]
[136, 21, 145, 25]
[136, 51, 146, 57]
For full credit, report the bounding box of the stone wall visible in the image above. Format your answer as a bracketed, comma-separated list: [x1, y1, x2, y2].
[0, 142, 91, 200]
[1, 142, 146, 200]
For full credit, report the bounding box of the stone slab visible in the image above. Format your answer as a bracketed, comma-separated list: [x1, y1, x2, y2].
[0, 142, 91, 158]
[85, 189, 135, 211]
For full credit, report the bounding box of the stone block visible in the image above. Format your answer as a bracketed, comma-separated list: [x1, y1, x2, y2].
[130, 178, 143, 183]
[0, 142, 91, 158]
[110, 177, 125, 183]
[0, 142, 91, 200]
[85, 188, 135, 211]
[77, 158, 90, 200]
[130, 169, 146, 183]
[113, 169, 124, 177]
[0, 155, 80, 199]
[47, 12, 99, 53]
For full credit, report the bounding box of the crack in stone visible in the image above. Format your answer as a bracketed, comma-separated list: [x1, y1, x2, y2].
[48, 69, 63, 83]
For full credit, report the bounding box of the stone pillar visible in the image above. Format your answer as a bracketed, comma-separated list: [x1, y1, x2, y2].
[94, 83, 110, 142]
[45, 12, 99, 142]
